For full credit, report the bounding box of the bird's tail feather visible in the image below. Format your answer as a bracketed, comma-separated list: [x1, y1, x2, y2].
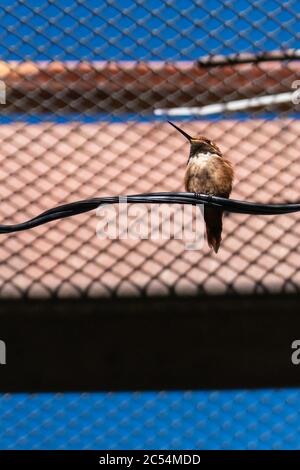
[204, 207, 223, 254]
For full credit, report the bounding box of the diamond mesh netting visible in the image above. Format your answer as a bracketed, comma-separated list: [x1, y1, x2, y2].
[0, 0, 299, 297]
[1, 390, 299, 450]
[0, 0, 300, 451]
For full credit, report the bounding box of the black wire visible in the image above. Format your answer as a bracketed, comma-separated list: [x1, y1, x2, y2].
[198, 50, 300, 67]
[0, 192, 299, 234]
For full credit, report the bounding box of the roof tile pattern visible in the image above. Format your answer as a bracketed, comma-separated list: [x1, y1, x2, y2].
[0, 119, 299, 297]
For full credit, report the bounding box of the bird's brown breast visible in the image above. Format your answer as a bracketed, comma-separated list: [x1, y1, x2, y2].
[184, 154, 234, 197]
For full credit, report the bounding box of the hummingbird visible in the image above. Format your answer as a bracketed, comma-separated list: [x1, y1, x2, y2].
[168, 121, 234, 253]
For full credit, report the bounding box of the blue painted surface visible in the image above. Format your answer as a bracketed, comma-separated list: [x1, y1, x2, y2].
[0, 0, 298, 61]
[0, 390, 299, 449]
[0, 112, 299, 124]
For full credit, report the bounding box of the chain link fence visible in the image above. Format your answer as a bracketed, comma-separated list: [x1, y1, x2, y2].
[0, 0, 300, 452]
[1, 390, 299, 450]
[0, 0, 299, 298]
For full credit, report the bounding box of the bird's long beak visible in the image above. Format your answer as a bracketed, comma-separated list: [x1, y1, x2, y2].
[168, 121, 192, 142]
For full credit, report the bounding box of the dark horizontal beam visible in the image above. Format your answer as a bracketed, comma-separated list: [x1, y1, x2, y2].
[0, 294, 299, 392]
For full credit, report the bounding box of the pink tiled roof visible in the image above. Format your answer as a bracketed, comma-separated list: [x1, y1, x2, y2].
[0, 119, 299, 297]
